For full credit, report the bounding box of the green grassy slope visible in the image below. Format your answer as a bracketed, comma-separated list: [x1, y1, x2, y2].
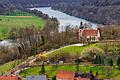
[0, 60, 21, 74]
[47, 44, 98, 59]
[0, 10, 45, 40]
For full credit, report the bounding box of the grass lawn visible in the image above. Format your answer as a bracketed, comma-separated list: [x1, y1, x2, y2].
[0, 10, 45, 40]
[19, 65, 120, 79]
[47, 43, 99, 58]
[0, 60, 22, 75]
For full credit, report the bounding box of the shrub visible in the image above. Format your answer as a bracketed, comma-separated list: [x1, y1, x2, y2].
[81, 47, 105, 62]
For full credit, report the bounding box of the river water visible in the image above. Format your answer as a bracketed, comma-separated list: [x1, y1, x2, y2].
[30, 7, 97, 31]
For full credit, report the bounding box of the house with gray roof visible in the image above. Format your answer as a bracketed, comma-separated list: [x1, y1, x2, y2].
[26, 75, 47, 80]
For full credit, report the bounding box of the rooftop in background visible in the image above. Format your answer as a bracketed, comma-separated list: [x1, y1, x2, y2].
[26, 75, 47, 80]
[0, 75, 21, 80]
[82, 29, 99, 37]
[56, 70, 75, 80]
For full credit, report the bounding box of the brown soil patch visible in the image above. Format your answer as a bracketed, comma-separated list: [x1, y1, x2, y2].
[15, 16, 33, 18]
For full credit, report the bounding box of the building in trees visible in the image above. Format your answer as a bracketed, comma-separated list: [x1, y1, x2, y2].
[78, 22, 100, 42]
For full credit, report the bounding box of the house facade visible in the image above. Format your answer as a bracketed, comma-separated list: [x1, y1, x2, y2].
[78, 29, 100, 42]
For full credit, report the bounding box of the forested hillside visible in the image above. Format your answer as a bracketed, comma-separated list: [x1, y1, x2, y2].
[4, 0, 120, 7]
[52, 0, 120, 24]
[0, 0, 14, 14]
[52, 4, 120, 24]
[0, 0, 120, 24]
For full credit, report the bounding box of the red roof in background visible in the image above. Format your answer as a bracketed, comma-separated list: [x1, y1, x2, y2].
[0, 76, 19, 80]
[82, 29, 99, 36]
[56, 70, 75, 80]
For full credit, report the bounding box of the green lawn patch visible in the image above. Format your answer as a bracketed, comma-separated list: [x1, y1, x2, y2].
[0, 10, 45, 40]
[0, 60, 21, 74]
[47, 44, 100, 59]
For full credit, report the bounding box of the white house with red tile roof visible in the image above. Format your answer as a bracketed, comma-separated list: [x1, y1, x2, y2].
[78, 29, 100, 42]
[78, 22, 100, 42]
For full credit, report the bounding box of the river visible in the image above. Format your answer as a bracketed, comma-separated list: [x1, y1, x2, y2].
[30, 7, 97, 31]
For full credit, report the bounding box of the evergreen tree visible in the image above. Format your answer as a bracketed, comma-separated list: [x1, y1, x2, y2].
[98, 55, 102, 64]
[117, 57, 120, 70]
[95, 55, 103, 65]
[94, 55, 98, 64]
[55, 62, 58, 70]
[12, 61, 16, 68]
[76, 64, 79, 71]
[109, 59, 113, 66]
[117, 57, 120, 66]
[75, 59, 81, 71]
[101, 56, 105, 65]
[40, 62, 45, 74]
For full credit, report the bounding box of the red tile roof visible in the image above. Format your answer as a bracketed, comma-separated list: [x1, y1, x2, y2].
[0, 76, 19, 80]
[82, 29, 99, 36]
[56, 70, 75, 80]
